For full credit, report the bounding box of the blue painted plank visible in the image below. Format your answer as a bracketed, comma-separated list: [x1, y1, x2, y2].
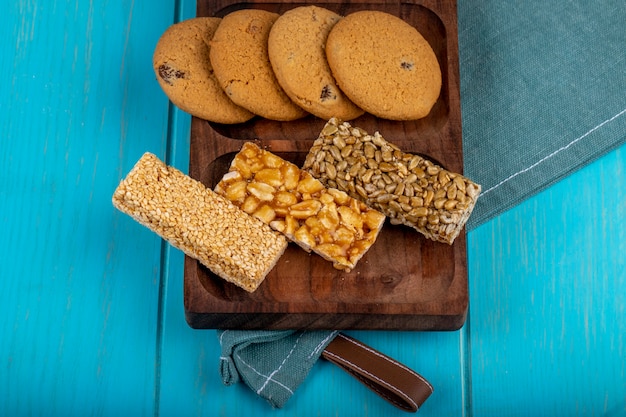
[0, 1, 180, 415]
[467, 145, 626, 416]
[159, 248, 467, 417]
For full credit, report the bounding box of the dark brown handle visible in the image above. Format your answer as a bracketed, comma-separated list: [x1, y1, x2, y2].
[322, 333, 434, 412]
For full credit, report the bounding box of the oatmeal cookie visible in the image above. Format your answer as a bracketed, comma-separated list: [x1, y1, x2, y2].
[153, 17, 254, 124]
[268, 6, 364, 121]
[325, 11, 442, 120]
[210, 9, 308, 121]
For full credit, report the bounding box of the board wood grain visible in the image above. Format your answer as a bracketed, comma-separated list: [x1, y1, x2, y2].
[184, 0, 467, 330]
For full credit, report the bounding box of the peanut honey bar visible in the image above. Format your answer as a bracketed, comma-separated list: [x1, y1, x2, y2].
[112, 152, 287, 292]
[214, 142, 386, 271]
[303, 118, 481, 244]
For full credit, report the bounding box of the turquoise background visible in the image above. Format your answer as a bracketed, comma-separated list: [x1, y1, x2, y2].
[1, 0, 625, 416]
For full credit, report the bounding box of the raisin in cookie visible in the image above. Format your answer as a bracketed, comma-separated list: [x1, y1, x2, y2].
[325, 11, 442, 120]
[210, 9, 308, 121]
[268, 6, 364, 121]
[153, 17, 255, 124]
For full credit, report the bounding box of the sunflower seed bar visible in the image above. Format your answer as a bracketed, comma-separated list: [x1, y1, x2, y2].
[214, 142, 386, 272]
[303, 118, 481, 244]
[112, 152, 288, 292]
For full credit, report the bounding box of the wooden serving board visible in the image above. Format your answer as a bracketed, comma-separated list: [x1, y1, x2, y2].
[184, 0, 467, 330]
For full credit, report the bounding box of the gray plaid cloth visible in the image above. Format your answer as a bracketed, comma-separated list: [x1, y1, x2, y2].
[460, 0, 626, 229]
[219, 330, 338, 408]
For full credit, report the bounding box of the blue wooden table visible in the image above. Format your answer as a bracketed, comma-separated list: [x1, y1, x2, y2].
[2, 1, 624, 416]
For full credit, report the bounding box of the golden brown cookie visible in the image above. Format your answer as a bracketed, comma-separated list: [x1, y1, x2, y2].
[325, 11, 442, 120]
[153, 17, 255, 124]
[268, 6, 364, 121]
[210, 9, 308, 121]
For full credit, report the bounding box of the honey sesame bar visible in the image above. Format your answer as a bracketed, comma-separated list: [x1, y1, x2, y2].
[112, 152, 288, 292]
[214, 142, 386, 272]
[303, 118, 481, 244]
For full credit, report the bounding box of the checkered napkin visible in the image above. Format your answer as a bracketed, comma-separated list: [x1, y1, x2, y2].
[219, 330, 339, 408]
